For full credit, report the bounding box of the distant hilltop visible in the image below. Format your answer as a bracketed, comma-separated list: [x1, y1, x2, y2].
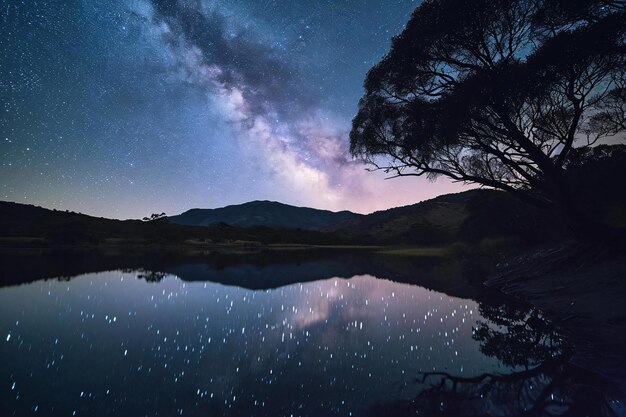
[168, 200, 361, 230]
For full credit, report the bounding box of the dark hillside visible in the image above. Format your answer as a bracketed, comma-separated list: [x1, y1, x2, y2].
[0, 201, 342, 245]
[330, 190, 484, 244]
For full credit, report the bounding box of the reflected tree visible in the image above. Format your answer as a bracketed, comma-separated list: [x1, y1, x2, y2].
[137, 270, 167, 283]
[473, 303, 563, 369]
[367, 303, 621, 417]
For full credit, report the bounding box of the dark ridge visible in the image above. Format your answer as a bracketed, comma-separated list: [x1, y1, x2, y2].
[168, 200, 362, 230]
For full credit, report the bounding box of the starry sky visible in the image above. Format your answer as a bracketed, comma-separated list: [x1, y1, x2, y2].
[1, 0, 464, 219]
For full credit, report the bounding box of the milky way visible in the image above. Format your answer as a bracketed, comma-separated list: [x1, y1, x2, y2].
[0, 0, 464, 219]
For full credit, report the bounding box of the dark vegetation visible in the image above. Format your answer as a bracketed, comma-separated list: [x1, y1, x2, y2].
[143, 212, 167, 221]
[350, 0, 626, 240]
[342, 0, 626, 402]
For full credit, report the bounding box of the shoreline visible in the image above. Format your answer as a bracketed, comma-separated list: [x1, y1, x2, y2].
[0, 239, 452, 257]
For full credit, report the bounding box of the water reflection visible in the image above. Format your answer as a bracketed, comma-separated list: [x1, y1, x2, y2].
[369, 304, 624, 417]
[1, 271, 508, 416]
[0, 251, 623, 416]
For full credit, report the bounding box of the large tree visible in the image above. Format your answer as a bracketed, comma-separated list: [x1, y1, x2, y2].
[350, 0, 626, 237]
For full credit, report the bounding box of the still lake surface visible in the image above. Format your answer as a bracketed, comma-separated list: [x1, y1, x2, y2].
[0, 249, 623, 416]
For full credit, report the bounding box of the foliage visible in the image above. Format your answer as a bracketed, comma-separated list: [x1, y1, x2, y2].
[350, 0, 626, 235]
[143, 212, 167, 221]
[564, 144, 626, 228]
[459, 190, 569, 243]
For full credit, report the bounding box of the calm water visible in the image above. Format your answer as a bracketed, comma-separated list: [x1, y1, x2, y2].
[0, 251, 623, 416]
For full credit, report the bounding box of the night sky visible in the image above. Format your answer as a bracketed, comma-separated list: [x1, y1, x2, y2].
[1, 0, 464, 219]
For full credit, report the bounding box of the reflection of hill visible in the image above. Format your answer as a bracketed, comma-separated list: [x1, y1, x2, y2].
[0, 248, 483, 300]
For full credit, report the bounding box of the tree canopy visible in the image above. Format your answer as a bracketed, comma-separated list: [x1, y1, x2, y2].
[350, 0, 626, 220]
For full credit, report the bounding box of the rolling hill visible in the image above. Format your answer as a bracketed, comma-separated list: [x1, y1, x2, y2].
[329, 190, 484, 244]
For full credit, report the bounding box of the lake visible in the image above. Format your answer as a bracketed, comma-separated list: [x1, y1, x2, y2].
[0, 249, 623, 416]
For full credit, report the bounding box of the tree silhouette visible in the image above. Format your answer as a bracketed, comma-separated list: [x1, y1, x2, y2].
[137, 270, 167, 283]
[143, 212, 167, 221]
[350, 0, 625, 237]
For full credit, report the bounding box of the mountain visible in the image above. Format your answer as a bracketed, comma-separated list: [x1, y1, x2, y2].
[168, 200, 362, 230]
[0, 189, 563, 247]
